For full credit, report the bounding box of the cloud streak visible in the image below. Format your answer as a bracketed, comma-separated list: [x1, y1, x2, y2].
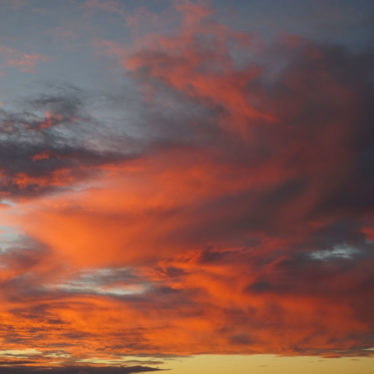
[0, 45, 48, 73]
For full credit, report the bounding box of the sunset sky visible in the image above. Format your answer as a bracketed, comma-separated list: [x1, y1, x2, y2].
[0, 0, 373, 373]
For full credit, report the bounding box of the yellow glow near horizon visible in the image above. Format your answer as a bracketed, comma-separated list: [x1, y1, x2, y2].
[164, 355, 374, 374]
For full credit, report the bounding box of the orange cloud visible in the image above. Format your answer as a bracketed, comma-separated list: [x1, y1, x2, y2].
[0, 0, 373, 366]
[31, 151, 51, 161]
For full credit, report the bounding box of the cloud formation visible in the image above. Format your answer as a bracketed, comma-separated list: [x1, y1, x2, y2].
[0, 366, 161, 374]
[0, 86, 140, 199]
[0, 0, 373, 369]
[0, 45, 48, 73]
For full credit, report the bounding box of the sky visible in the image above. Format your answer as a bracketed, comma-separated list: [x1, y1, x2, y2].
[0, 0, 373, 373]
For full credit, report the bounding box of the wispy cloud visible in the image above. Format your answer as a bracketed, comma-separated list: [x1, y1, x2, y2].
[0, 45, 48, 73]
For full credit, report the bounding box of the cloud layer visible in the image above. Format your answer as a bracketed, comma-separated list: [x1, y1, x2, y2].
[0, 0, 373, 368]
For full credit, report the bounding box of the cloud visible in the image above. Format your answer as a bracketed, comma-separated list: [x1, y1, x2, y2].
[0, 87, 139, 199]
[0, 0, 373, 364]
[0, 45, 48, 73]
[0, 366, 161, 374]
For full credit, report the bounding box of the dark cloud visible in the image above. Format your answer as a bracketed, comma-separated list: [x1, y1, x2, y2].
[0, 366, 162, 374]
[0, 4, 374, 359]
[0, 87, 140, 199]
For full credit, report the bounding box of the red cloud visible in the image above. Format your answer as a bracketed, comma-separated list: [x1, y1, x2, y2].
[0, 0, 373, 365]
